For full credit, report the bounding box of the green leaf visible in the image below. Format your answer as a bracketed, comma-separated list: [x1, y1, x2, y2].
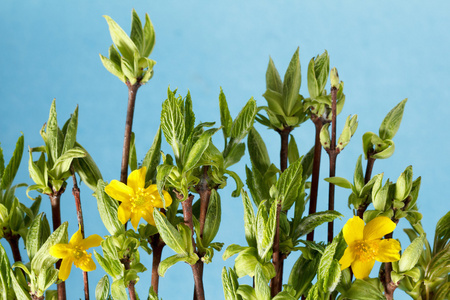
[0, 145, 4, 182]
[283, 48, 301, 116]
[288, 255, 320, 299]
[183, 91, 196, 143]
[256, 200, 277, 260]
[266, 56, 283, 94]
[72, 143, 103, 192]
[49, 147, 86, 179]
[222, 267, 241, 300]
[254, 263, 270, 300]
[379, 98, 407, 140]
[324, 176, 353, 190]
[242, 191, 257, 248]
[158, 254, 190, 277]
[314, 50, 330, 93]
[247, 127, 270, 175]
[128, 132, 137, 172]
[10, 269, 31, 300]
[94, 250, 123, 279]
[100, 54, 126, 82]
[353, 155, 364, 194]
[231, 98, 257, 142]
[288, 135, 300, 166]
[153, 210, 187, 255]
[31, 222, 68, 275]
[95, 275, 110, 300]
[120, 56, 137, 83]
[142, 14, 155, 57]
[46, 99, 62, 165]
[277, 159, 303, 210]
[1, 134, 24, 190]
[61, 106, 78, 155]
[222, 244, 248, 261]
[142, 127, 162, 183]
[161, 89, 185, 159]
[237, 285, 257, 300]
[372, 139, 395, 159]
[372, 177, 389, 211]
[224, 142, 246, 169]
[307, 58, 319, 99]
[183, 128, 218, 173]
[399, 233, 425, 272]
[262, 89, 285, 116]
[111, 278, 127, 300]
[103, 15, 139, 61]
[434, 211, 450, 253]
[94, 180, 125, 236]
[394, 165, 413, 201]
[202, 190, 221, 246]
[342, 279, 385, 300]
[156, 164, 176, 204]
[130, 9, 144, 55]
[224, 169, 244, 198]
[292, 210, 342, 241]
[26, 212, 50, 262]
[219, 87, 233, 139]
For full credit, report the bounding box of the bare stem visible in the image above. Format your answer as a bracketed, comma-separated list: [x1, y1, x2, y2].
[383, 231, 398, 300]
[307, 117, 324, 242]
[5, 233, 22, 263]
[357, 155, 376, 218]
[120, 83, 140, 184]
[71, 171, 89, 300]
[49, 187, 66, 300]
[180, 193, 205, 300]
[121, 259, 137, 300]
[327, 87, 339, 243]
[150, 233, 165, 295]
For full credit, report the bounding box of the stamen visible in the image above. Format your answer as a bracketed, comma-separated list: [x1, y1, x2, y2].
[353, 240, 378, 262]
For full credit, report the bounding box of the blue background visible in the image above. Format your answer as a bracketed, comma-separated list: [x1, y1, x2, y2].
[1, 1, 449, 299]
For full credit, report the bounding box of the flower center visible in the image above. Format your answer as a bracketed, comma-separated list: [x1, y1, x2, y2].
[72, 246, 87, 260]
[353, 240, 378, 262]
[130, 188, 150, 212]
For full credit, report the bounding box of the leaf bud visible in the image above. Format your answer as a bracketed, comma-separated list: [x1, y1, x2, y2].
[330, 67, 340, 89]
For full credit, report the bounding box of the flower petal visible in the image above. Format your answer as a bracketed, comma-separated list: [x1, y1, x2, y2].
[75, 256, 97, 272]
[351, 258, 375, 279]
[131, 211, 142, 230]
[127, 167, 147, 191]
[105, 180, 134, 203]
[118, 203, 132, 225]
[343, 216, 364, 245]
[375, 239, 401, 262]
[69, 226, 83, 245]
[58, 257, 74, 281]
[141, 207, 157, 226]
[339, 246, 355, 271]
[79, 234, 103, 250]
[364, 216, 396, 241]
[49, 244, 71, 259]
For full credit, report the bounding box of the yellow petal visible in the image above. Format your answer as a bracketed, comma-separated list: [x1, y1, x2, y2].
[351, 258, 375, 279]
[79, 234, 103, 250]
[141, 207, 157, 226]
[127, 167, 147, 191]
[375, 239, 401, 262]
[75, 256, 97, 272]
[339, 246, 355, 270]
[105, 180, 133, 203]
[364, 216, 396, 241]
[58, 257, 74, 281]
[49, 244, 71, 259]
[69, 226, 83, 245]
[343, 216, 364, 245]
[118, 203, 132, 225]
[131, 211, 142, 230]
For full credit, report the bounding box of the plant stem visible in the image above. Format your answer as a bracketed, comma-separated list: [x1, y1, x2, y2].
[270, 127, 291, 296]
[5, 233, 22, 263]
[150, 233, 164, 295]
[327, 87, 339, 243]
[383, 230, 398, 300]
[71, 171, 89, 300]
[196, 166, 211, 238]
[49, 187, 66, 300]
[120, 83, 140, 184]
[307, 117, 324, 242]
[357, 155, 376, 218]
[180, 193, 205, 300]
[121, 259, 137, 300]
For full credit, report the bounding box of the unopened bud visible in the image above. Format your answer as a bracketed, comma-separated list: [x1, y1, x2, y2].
[330, 67, 339, 89]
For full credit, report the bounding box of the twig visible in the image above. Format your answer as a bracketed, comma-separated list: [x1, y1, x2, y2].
[150, 233, 165, 295]
[71, 171, 89, 300]
[357, 153, 376, 218]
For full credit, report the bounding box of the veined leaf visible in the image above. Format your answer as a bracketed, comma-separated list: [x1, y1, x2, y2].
[46, 99, 62, 166]
[153, 210, 187, 255]
[61, 106, 78, 155]
[266, 56, 283, 94]
[111, 278, 127, 300]
[288, 135, 300, 166]
[158, 254, 190, 277]
[219, 87, 233, 139]
[161, 89, 185, 159]
[292, 210, 342, 241]
[379, 98, 407, 140]
[142, 13, 155, 57]
[95, 275, 110, 300]
[247, 127, 270, 175]
[242, 191, 257, 248]
[256, 200, 277, 260]
[142, 127, 162, 183]
[277, 159, 303, 210]
[1, 134, 24, 190]
[183, 128, 218, 173]
[94, 180, 124, 236]
[231, 98, 257, 143]
[254, 264, 270, 300]
[222, 267, 241, 300]
[282, 48, 301, 116]
[103, 15, 139, 61]
[399, 234, 425, 272]
[202, 190, 221, 246]
[130, 9, 144, 55]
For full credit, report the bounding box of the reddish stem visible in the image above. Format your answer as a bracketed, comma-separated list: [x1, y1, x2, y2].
[150, 234, 164, 295]
[327, 87, 338, 243]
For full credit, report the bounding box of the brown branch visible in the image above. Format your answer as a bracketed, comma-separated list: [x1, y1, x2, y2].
[383, 231, 398, 300]
[120, 259, 137, 300]
[150, 233, 165, 295]
[357, 155, 376, 218]
[49, 186, 66, 300]
[307, 117, 324, 242]
[71, 171, 89, 300]
[5, 233, 22, 263]
[120, 83, 140, 184]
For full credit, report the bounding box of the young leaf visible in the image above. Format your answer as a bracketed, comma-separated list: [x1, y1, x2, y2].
[242, 191, 257, 248]
[288, 135, 300, 165]
[161, 89, 185, 159]
[130, 9, 144, 55]
[231, 98, 257, 143]
[353, 155, 364, 194]
[73, 143, 103, 192]
[292, 210, 342, 241]
[183, 128, 218, 173]
[1, 134, 24, 190]
[282, 47, 301, 116]
[158, 254, 190, 277]
[222, 267, 241, 300]
[61, 106, 78, 155]
[324, 176, 353, 190]
[256, 200, 277, 260]
[277, 159, 303, 210]
[103, 15, 139, 62]
[142, 13, 155, 57]
[94, 180, 124, 236]
[184, 91, 195, 144]
[95, 275, 110, 300]
[142, 127, 162, 183]
[128, 132, 137, 172]
[111, 278, 128, 300]
[202, 190, 221, 246]
[219, 88, 233, 139]
[247, 127, 270, 175]
[379, 98, 407, 140]
[399, 234, 426, 272]
[254, 264, 270, 300]
[434, 211, 450, 253]
[153, 210, 187, 255]
[266, 56, 283, 94]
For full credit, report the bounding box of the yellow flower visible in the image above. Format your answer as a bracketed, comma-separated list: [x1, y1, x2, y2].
[49, 226, 102, 281]
[339, 215, 401, 279]
[104, 167, 172, 230]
